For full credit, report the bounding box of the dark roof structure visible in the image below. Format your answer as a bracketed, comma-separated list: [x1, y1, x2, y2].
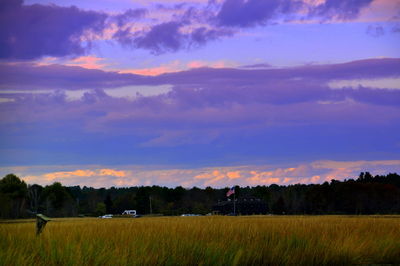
[212, 196, 268, 215]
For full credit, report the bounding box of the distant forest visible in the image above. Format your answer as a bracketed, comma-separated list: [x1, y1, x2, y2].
[1, 172, 399, 219]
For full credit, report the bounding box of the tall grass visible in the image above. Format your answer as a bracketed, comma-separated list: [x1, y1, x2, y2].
[1, 216, 399, 265]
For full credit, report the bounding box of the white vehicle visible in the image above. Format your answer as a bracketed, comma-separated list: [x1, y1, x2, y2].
[122, 210, 137, 216]
[100, 214, 113, 219]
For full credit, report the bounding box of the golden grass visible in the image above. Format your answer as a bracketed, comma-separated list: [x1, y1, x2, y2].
[1, 216, 399, 265]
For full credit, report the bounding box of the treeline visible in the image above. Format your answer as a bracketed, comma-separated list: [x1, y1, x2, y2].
[0, 172, 399, 219]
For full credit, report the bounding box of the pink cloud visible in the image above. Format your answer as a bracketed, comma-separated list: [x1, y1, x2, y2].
[227, 171, 241, 179]
[66, 56, 109, 70]
[118, 60, 236, 76]
[248, 176, 281, 185]
[119, 60, 182, 76]
[6, 159, 400, 188]
[187, 60, 236, 69]
[310, 175, 321, 182]
[357, 0, 400, 23]
[43, 168, 128, 181]
[44, 170, 97, 180]
[99, 168, 127, 177]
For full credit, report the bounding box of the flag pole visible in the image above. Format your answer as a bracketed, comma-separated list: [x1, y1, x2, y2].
[233, 188, 236, 215]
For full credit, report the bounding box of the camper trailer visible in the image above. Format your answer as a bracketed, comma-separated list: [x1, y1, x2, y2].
[122, 210, 137, 217]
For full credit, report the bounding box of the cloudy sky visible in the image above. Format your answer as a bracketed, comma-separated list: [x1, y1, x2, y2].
[0, 0, 399, 188]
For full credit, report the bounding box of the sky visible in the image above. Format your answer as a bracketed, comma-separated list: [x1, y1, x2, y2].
[0, 0, 399, 188]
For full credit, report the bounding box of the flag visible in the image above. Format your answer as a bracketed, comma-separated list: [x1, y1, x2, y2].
[226, 186, 235, 197]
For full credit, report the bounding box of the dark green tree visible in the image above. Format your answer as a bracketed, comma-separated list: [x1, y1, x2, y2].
[104, 194, 113, 213]
[0, 174, 28, 218]
[271, 196, 286, 214]
[28, 184, 43, 213]
[42, 182, 77, 217]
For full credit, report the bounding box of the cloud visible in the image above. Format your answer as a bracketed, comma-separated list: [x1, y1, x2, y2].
[4, 57, 398, 91]
[356, 0, 400, 23]
[120, 60, 183, 76]
[134, 21, 185, 53]
[44, 168, 127, 179]
[1, 58, 400, 132]
[189, 26, 234, 47]
[41, 168, 130, 186]
[0, 62, 147, 90]
[0, 0, 389, 58]
[0, 0, 107, 59]
[65, 55, 109, 70]
[115, 0, 381, 53]
[227, 171, 241, 179]
[99, 169, 127, 177]
[113, 20, 233, 54]
[216, 0, 300, 27]
[119, 59, 236, 76]
[155, 58, 400, 86]
[215, 0, 376, 28]
[309, 0, 374, 20]
[4, 159, 400, 188]
[44, 170, 97, 180]
[113, 8, 148, 27]
[1, 58, 399, 166]
[239, 63, 273, 69]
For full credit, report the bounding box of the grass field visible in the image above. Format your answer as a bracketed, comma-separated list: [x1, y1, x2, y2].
[1, 216, 399, 265]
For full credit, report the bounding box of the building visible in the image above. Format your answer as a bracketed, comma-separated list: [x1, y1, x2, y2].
[212, 196, 268, 215]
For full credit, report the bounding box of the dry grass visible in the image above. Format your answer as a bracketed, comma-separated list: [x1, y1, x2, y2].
[1, 216, 399, 265]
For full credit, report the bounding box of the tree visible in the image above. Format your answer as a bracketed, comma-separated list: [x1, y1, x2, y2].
[42, 182, 77, 217]
[135, 187, 150, 214]
[104, 194, 113, 213]
[95, 203, 106, 216]
[271, 196, 286, 214]
[0, 174, 28, 218]
[28, 184, 43, 213]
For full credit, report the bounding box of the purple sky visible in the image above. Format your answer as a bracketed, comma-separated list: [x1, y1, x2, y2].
[0, 0, 399, 188]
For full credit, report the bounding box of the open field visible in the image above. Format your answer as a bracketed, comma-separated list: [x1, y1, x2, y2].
[1, 216, 399, 265]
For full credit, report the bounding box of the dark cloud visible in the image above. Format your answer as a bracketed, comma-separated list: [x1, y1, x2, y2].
[309, 0, 373, 20]
[112, 27, 136, 47]
[111, 3, 233, 54]
[216, 0, 289, 27]
[114, 21, 233, 54]
[2, 73, 399, 156]
[0, 0, 107, 59]
[134, 22, 184, 54]
[1, 58, 399, 165]
[215, 0, 374, 28]
[189, 27, 234, 46]
[1, 58, 399, 91]
[0, 62, 148, 90]
[239, 63, 272, 69]
[154, 58, 400, 85]
[114, 8, 147, 27]
[0, 0, 379, 58]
